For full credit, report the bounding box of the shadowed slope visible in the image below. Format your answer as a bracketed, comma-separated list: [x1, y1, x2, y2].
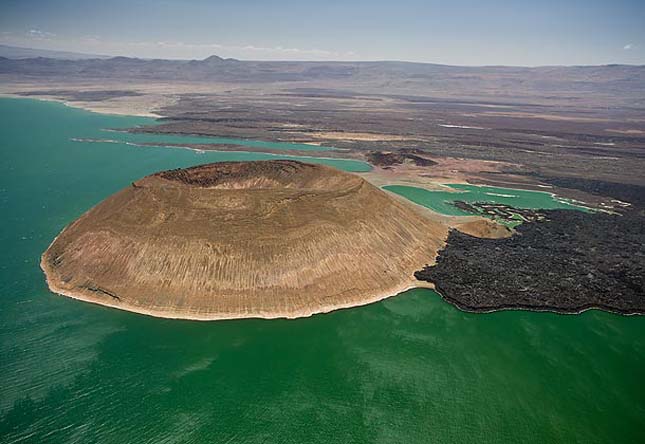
[42, 160, 449, 319]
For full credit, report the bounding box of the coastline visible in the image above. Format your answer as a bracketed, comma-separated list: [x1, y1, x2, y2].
[79, 138, 372, 167]
[432, 285, 645, 317]
[48, 244, 642, 319]
[22, 95, 634, 320]
[0, 93, 165, 118]
[417, 208, 645, 317]
[41, 251, 435, 321]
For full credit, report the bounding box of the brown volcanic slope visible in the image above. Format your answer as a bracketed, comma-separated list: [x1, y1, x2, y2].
[41, 160, 449, 320]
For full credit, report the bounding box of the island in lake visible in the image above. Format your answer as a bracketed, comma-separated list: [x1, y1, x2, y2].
[41, 157, 645, 319]
[42, 160, 486, 320]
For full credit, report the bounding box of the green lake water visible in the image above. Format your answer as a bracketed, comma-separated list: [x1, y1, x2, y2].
[1, 98, 644, 443]
[383, 184, 587, 217]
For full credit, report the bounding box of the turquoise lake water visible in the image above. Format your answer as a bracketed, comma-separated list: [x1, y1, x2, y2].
[1, 98, 644, 443]
[383, 184, 587, 217]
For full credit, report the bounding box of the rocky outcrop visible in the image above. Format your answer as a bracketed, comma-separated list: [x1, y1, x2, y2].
[416, 209, 645, 314]
[366, 149, 438, 167]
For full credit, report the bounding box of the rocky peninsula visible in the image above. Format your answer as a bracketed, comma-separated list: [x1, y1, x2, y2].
[416, 208, 645, 315]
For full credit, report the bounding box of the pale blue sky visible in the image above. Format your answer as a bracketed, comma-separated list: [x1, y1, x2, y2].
[1, 0, 644, 65]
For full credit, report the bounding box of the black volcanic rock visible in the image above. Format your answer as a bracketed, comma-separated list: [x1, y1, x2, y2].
[537, 177, 645, 209]
[367, 149, 438, 167]
[416, 209, 645, 314]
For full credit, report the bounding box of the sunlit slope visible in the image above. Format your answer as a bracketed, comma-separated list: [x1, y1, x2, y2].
[42, 160, 448, 320]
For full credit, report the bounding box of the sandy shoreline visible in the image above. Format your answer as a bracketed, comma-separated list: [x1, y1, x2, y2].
[0, 92, 166, 118]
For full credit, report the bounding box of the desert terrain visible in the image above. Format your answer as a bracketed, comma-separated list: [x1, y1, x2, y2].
[2, 56, 644, 210]
[2, 53, 643, 315]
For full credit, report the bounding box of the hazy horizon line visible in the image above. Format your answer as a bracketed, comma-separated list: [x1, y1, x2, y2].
[2, 43, 644, 69]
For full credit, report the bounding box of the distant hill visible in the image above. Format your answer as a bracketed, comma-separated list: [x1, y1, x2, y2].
[0, 45, 109, 60]
[1, 51, 644, 107]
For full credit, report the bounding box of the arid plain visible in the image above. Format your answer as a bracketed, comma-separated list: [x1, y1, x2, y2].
[2, 54, 643, 315]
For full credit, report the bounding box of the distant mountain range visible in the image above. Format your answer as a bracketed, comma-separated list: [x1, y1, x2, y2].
[1, 46, 644, 107]
[0, 44, 109, 60]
